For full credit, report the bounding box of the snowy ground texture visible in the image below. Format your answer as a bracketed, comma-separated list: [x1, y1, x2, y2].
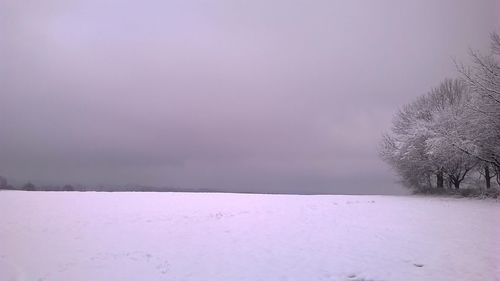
[0, 192, 499, 281]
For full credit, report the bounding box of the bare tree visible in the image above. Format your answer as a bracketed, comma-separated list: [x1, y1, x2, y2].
[382, 33, 500, 191]
[424, 79, 478, 189]
[457, 32, 500, 170]
[380, 78, 476, 190]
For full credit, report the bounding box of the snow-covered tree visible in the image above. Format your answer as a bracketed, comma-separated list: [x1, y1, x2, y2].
[380, 78, 476, 190]
[380, 92, 439, 189]
[458, 32, 500, 181]
[381, 33, 500, 191]
[424, 79, 478, 189]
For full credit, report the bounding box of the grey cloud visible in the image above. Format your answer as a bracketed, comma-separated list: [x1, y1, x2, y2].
[0, 0, 497, 193]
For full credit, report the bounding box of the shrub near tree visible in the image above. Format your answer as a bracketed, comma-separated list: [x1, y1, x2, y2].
[23, 182, 36, 191]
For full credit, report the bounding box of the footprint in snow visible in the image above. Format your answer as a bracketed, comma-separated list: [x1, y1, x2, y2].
[346, 274, 382, 281]
[53, 251, 170, 277]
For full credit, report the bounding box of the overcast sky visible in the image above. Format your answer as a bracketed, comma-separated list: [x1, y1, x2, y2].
[0, 0, 498, 194]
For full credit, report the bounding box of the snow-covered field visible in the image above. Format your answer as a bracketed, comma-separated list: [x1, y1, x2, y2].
[0, 191, 498, 281]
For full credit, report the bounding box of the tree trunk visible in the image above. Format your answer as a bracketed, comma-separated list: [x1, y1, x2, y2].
[453, 180, 460, 189]
[427, 174, 433, 188]
[484, 166, 491, 189]
[436, 171, 444, 188]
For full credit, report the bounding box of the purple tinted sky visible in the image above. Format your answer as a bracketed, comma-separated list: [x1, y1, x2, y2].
[0, 0, 498, 194]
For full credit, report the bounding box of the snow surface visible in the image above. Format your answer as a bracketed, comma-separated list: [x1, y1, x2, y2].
[0, 191, 499, 281]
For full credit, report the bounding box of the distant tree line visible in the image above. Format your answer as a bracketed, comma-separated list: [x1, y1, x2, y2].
[0, 176, 227, 193]
[380, 33, 500, 194]
[0, 178, 77, 191]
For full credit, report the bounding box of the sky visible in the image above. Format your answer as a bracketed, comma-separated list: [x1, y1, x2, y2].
[0, 0, 498, 194]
